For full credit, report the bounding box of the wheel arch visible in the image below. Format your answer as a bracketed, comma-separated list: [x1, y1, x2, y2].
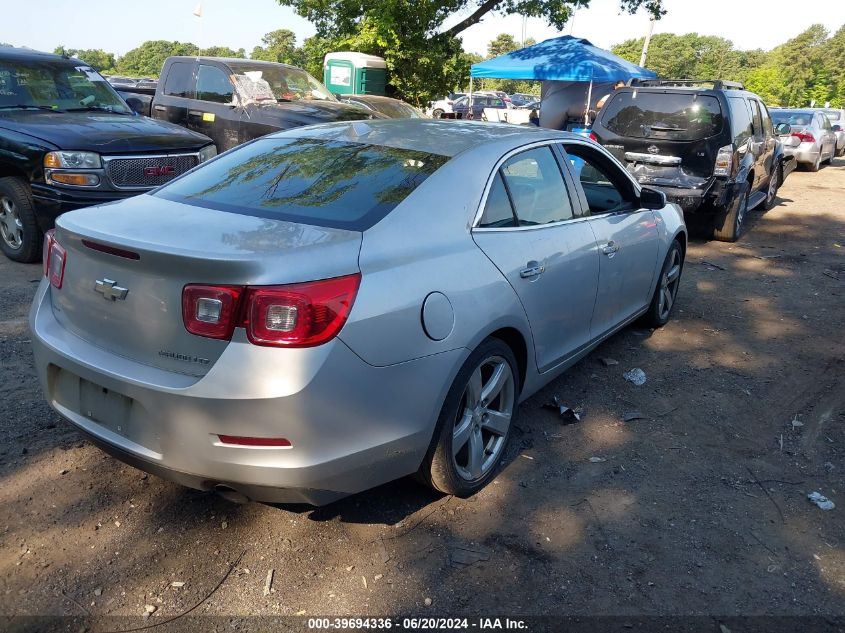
[487, 326, 528, 392]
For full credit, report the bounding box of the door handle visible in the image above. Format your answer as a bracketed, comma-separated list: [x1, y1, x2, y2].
[601, 241, 619, 256]
[520, 261, 545, 278]
[153, 105, 165, 112]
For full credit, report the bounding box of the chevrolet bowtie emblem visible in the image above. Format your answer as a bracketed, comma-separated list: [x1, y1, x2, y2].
[94, 278, 129, 301]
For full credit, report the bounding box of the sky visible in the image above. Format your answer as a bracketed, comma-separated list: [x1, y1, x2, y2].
[2, 0, 843, 60]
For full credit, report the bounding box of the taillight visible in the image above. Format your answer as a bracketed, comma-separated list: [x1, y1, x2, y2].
[42, 229, 55, 277]
[792, 131, 815, 143]
[182, 285, 242, 340]
[243, 274, 361, 347]
[44, 231, 66, 289]
[714, 144, 734, 177]
[180, 274, 360, 348]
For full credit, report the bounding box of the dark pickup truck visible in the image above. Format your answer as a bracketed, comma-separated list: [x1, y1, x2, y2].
[0, 48, 216, 262]
[116, 57, 377, 152]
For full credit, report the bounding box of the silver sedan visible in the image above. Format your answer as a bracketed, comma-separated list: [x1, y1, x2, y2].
[771, 109, 838, 172]
[30, 120, 686, 505]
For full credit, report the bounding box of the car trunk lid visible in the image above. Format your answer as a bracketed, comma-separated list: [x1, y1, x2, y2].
[50, 195, 362, 376]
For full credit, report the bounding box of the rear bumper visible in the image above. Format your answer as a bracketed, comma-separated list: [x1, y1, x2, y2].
[31, 183, 141, 231]
[782, 143, 819, 165]
[656, 179, 732, 214]
[29, 281, 463, 505]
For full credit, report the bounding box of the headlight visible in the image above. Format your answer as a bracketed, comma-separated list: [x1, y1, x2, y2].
[44, 151, 102, 169]
[198, 144, 217, 163]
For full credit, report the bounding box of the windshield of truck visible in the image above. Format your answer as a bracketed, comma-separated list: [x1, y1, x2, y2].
[0, 59, 130, 113]
[601, 91, 723, 141]
[227, 62, 336, 103]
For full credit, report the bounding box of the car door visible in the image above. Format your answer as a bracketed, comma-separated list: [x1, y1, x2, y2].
[187, 63, 240, 151]
[472, 144, 600, 372]
[152, 60, 195, 128]
[818, 113, 836, 159]
[560, 141, 660, 339]
[749, 99, 767, 190]
[756, 100, 778, 183]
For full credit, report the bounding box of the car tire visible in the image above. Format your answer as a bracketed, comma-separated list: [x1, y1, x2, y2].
[807, 153, 821, 172]
[837, 146, 845, 158]
[822, 149, 833, 165]
[0, 177, 42, 263]
[419, 337, 519, 497]
[761, 160, 781, 211]
[713, 180, 749, 242]
[640, 239, 683, 328]
[432, 109, 444, 119]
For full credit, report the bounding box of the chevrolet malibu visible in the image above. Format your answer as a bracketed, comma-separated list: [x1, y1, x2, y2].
[30, 120, 686, 505]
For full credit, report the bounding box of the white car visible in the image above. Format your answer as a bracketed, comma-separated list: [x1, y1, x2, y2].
[429, 93, 466, 118]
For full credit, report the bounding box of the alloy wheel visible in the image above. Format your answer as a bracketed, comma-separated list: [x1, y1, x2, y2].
[0, 195, 23, 251]
[766, 168, 779, 205]
[451, 355, 515, 481]
[658, 248, 682, 321]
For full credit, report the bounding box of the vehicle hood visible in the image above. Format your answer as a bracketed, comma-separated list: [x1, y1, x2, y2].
[244, 99, 380, 128]
[0, 111, 212, 153]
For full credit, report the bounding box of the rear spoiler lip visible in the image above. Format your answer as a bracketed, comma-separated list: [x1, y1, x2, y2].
[624, 152, 682, 166]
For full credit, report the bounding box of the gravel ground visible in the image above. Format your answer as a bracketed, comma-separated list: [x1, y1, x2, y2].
[1, 161, 843, 632]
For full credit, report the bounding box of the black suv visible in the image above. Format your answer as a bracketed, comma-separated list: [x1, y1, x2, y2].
[0, 48, 216, 262]
[593, 80, 787, 241]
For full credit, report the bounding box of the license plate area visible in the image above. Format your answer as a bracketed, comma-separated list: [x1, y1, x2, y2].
[79, 378, 133, 433]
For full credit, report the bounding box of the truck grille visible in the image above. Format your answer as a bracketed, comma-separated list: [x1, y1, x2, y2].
[105, 154, 198, 189]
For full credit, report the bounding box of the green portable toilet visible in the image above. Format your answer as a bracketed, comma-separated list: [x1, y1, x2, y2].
[323, 52, 387, 96]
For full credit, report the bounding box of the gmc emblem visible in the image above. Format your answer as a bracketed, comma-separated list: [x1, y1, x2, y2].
[144, 165, 176, 177]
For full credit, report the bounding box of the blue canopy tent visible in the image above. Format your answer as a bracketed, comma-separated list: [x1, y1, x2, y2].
[469, 35, 656, 128]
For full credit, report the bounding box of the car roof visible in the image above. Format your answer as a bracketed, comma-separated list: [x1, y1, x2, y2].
[0, 46, 84, 65]
[271, 119, 575, 157]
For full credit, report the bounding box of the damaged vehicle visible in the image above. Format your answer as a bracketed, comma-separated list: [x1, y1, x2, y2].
[592, 80, 787, 242]
[0, 47, 216, 263]
[30, 120, 686, 506]
[140, 57, 379, 151]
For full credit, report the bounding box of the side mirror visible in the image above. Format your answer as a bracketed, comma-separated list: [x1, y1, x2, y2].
[124, 97, 146, 115]
[640, 186, 666, 210]
[775, 122, 791, 135]
[833, 124, 842, 132]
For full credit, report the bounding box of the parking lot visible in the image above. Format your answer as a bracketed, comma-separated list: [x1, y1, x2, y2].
[0, 162, 843, 627]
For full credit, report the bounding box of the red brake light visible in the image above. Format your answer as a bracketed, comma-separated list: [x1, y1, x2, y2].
[243, 274, 361, 348]
[588, 132, 598, 142]
[180, 274, 360, 348]
[42, 229, 55, 278]
[792, 131, 815, 143]
[182, 285, 242, 340]
[46, 234, 66, 289]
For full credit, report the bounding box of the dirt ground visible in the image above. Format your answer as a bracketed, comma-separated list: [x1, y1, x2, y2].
[1, 160, 843, 632]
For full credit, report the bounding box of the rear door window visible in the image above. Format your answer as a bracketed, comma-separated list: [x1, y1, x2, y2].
[758, 101, 772, 136]
[163, 62, 194, 98]
[155, 137, 449, 231]
[499, 147, 574, 226]
[196, 65, 234, 104]
[729, 97, 753, 145]
[750, 100, 763, 139]
[601, 91, 723, 140]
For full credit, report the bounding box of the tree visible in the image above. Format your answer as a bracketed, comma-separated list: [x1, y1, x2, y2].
[53, 47, 116, 73]
[479, 33, 539, 95]
[115, 40, 200, 77]
[202, 46, 246, 59]
[251, 29, 304, 66]
[487, 33, 519, 59]
[276, 0, 666, 103]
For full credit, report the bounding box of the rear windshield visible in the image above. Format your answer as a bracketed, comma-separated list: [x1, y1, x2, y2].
[154, 137, 448, 231]
[601, 91, 724, 140]
[822, 109, 841, 121]
[771, 110, 814, 126]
